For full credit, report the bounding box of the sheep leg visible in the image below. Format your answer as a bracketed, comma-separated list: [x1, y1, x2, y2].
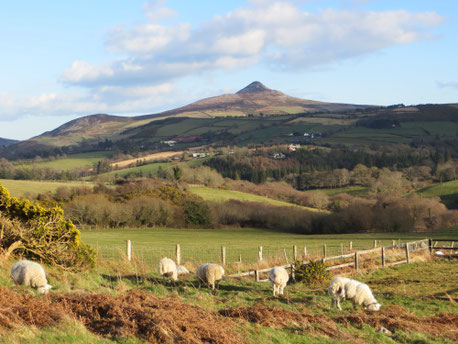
[337, 298, 343, 311]
[331, 298, 335, 308]
[280, 286, 284, 296]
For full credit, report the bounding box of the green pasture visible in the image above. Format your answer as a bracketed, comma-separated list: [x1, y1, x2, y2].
[98, 162, 171, 179]
[16, 152, 112, 171]
[80, 226, 456, 269]
[0, 179, 95, 197]
[305, 185, 368, 197]
[188, 185, 323, 212]
[416, 180, 458, 209]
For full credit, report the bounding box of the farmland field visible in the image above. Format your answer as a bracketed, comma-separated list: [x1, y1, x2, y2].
[0, 179, 95, 197]
[416, 180, 458, 209]
[1, 237, 457, 343]
[188, 185, 323, 212]
[16, 151, 112, 171]
[80, 226, 457, 270]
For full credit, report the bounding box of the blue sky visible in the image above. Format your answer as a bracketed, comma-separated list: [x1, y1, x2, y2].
[1, 0, 457, 140]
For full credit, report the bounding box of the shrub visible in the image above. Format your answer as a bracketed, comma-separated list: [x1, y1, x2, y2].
[294, 259, 330, 286]
[0, 184, 96, 269]
[182, 199, 212, 227]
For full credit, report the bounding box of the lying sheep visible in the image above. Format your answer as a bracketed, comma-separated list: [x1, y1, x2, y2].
[329, 277, 381, 311]
[158, 257, 178, 281]
[268, 267, 289, 297]
[11, 260, 52, 294]
[177, 265, 190, 275]
[196, 263, 224, 290]
[328, 276, 351, 310]
[344, 279, 381, 311]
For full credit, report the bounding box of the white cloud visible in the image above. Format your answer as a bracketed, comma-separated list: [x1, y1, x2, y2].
[61, 1, 443, 88]
[437, 81, 458, 89]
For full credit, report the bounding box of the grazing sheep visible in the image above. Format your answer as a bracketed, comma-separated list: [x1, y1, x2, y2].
[344, 279, 381, 311]
[177, 265, 190, 276]
[268, 267, 289, 297]
[158, 257, 178, 281]
[328, 276, 351, 310]
[196, 264, 224, 290]
[11, 260, 52, 294]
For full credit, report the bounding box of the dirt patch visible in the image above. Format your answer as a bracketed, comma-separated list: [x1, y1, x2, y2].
[0, 287, 242, 344]
[219, 304, 363, 343]
[335, 305, 458, 341]
[112, 151, 183, 168]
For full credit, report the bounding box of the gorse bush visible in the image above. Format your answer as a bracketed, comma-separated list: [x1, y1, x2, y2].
[0, 184, 96, 269]
[294, 259, 330, 286]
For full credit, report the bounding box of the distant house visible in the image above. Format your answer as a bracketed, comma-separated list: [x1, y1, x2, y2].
[303, 132, 310, 137]
[288, 144, 300, 151]
[162, 140, 177, 146]
[270, 152, 286, 160]
[191, 152, 210, 158]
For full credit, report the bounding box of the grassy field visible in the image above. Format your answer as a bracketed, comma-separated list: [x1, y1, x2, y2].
[416, 180, 458, 209]
[80, 226, 457, 270]
[0, 246, 456, 343]
[188, 185, 324, 212]
[16, 152, 112, 171]
[97, 162, 172, 179]
[0, 179, 95, 197]
[304, 185, 369, 197]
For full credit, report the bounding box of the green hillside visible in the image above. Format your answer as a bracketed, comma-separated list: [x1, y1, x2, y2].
[188, 185, 326, 212]
[0, 179, 95, 197]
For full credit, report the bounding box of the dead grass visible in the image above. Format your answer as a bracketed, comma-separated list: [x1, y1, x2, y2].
[219, 304, 364, 343]
[0, 287, 243, 344]
[335, 305, 458, 341]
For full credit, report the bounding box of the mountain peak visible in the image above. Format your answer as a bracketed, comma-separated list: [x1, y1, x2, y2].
[236, 81, 271, 94]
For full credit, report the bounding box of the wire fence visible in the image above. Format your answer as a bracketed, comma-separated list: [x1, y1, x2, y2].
[96, 238, 409, 272]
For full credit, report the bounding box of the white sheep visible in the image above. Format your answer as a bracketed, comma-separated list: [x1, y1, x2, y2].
[158, 257, 178, 281]
[177, 265, 190, 275]
[344, 279, 381, 311]
[268, 267, 289, 297]
[328, 276, 351, 310]
[196, 263, 224, 290]
[11, 260, 52, 294]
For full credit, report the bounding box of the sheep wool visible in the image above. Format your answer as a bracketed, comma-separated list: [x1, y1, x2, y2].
[158, 257, 178, 281]
[343, 279, 381, 311]
[196, 263, 224, 290]
[328, 276, 352, 310]
[268, 267, 289, 296]
[11, 260, 52, 294]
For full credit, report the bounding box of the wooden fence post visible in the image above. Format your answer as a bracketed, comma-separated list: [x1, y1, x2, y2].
[428, 238, 433, 255]
[221, 246, 226, 266]
[354, 252, 359, 272]
[284, 249, 289, 265]
[382, 247, 386, 267]
[323, 244, 327, 259]
[258, 246, 263, 262]
[255, 270, 260, 282]
[349, 241, 353, 250]
[373, 240, 377, 248]
[405, 243, 410, 264]
[239, 254, 242, 263]
[341, 243, 344, 255]
[176, 244, 181, 265]
[392, 240, 396, 247]
[290, 264, 295, 281]
[126, 240, 132, 261]
[303, 246, 307, 259]
[293, 245, 297, 261]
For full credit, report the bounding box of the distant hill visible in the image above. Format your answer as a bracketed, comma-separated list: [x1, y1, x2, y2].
[0, 137, 17, 147]
[1, 82, 457, 159]
[154, 81, 371, 118]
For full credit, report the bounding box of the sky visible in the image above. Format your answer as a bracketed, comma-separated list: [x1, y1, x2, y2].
[1, 0, 457, 140]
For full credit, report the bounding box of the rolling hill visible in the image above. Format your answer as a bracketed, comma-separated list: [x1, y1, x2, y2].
[0, 137, 17, 147]
[1, 82, 457, 160]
